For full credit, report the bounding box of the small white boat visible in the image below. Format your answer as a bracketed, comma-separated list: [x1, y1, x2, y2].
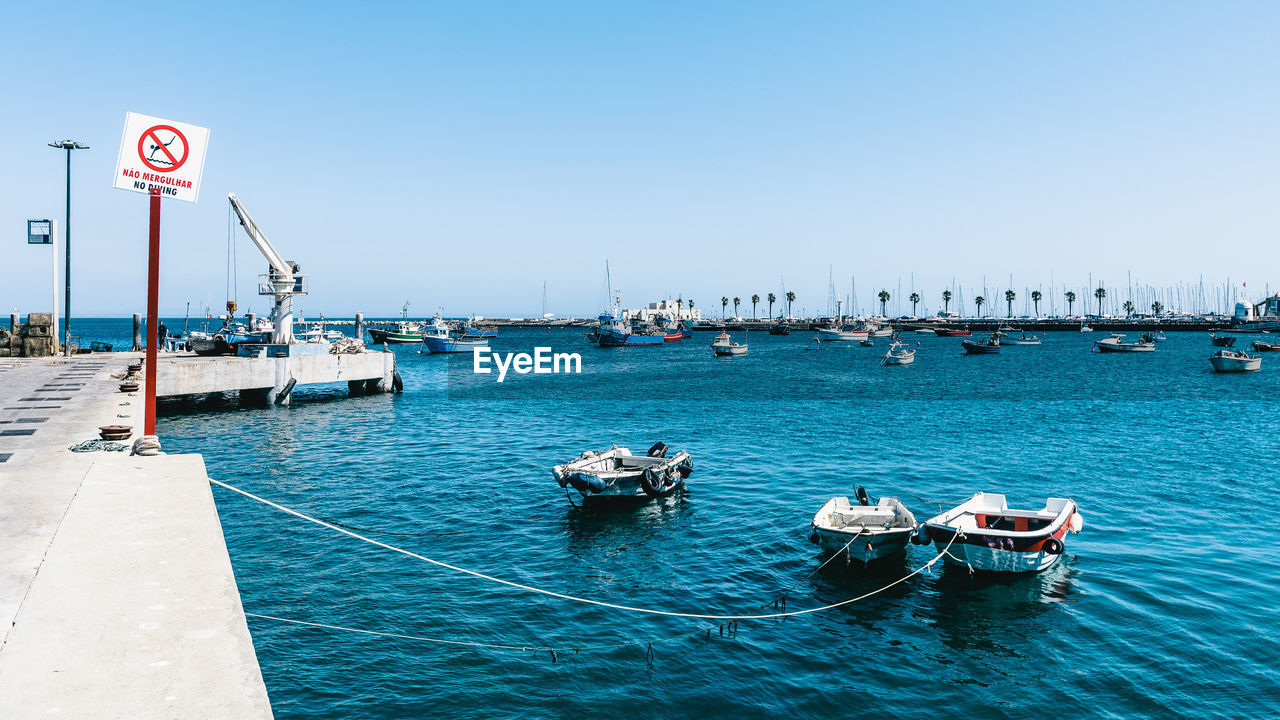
[913, 328, 937, 335]
[552, 443, 693, 505]
[816, 326, 869, 341]
[918, 493, 1083, 573]
[881, 341, 915, 365]
[1079, 323, 1094, 332]
[1000, 331, 1041, 345]
[1210, 349, 1261, 372]
[1095, 333, 1155, 353]
[809, 489, 917, 563]
[711, 331, 748, 356]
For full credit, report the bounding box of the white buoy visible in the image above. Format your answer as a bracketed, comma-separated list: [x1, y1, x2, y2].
[1069, 513, 1085, 533]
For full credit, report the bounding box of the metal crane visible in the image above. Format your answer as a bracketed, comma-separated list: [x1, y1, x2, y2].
[227, 192, 307, 344]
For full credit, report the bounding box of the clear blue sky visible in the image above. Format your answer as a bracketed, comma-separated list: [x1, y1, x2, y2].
[3, 1, 1278, 318]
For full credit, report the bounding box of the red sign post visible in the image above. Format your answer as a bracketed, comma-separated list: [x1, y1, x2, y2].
[144, 187, 161, 436]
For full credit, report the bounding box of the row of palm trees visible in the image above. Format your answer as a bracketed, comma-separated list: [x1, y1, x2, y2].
[702, 286, 1166, 320]
[717, 292, 799, 319]
[862, 287, 1160, 318]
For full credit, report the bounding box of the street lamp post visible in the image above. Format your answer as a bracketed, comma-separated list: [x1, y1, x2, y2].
[48, 140, 88, 356]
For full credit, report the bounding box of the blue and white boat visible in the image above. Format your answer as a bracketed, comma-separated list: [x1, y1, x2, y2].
[597, 315, 664, 346]
[422, 315, 489, 353]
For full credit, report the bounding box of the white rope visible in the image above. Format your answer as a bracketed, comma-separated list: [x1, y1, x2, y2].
[210, 478, 958, 621]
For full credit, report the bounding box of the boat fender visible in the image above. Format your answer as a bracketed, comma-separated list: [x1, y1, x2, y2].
[567, 474, 607, 494]
[392, 371, 404, 393]
[855, 486, 871, 506]
[1043, 537, 1064, 555]
[808, 528, 820, 545]
[647, 442, 668, 458]
[677, 457, 693, 478]
[641, 467, 664, 497]
[1069, 513, 1084, 534]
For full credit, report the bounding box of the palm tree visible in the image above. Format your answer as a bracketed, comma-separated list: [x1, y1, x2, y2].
[974, 295, 985, 317]
[785, 291, 796, 318]
[909, 292, 920, 316]
[675, 297, 683, 320]
[877, 290, 890, 316]
[689, 299, 695, 316]
[1004, 289, 1016, 318]
[1123, 300, 1134, 317]
[942, 289, 952, 316]
[751, 294, 759, 319]
[767, 292, 776, 319]
[1065, 291, 1077, 316]
[1151, 300, 1164, 316]
[733, 296, 741, 318]
[1031, 290, 1042, 318]
[1094, 287, 1106, 316]
[721, 296, 728, 319]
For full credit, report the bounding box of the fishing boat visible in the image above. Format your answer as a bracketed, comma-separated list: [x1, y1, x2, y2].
[1210, 349, 1261, 372]
[866, 323, 894, 338]
[1210, 333, 1236, 347]
[552, 442, 693, 505]
[1152, 330, 1168, 342]
[808, 488, 917, 563]
[598, 321, 665, 346]
[916, 492, 1084, 573]
[1000, 330, 1042, 346]
[816, 323, 869, 342]
[422, 315, 489, 353]
[768, 322, 791, 336]
[457, 317, 498, 339]
[711, 331, 748, 356]
[1079, 322, 1094, 332]
[369, 303, 425, 344]
[881, 341, 915, 365]
[934, 327, 972, 337]
[1094, 333, 1155, 353]
[859, 338, 874, 347]
[189, 318, 271, 355]
[1252, 341, 1280, 352]
[961, 333, 1001, 354]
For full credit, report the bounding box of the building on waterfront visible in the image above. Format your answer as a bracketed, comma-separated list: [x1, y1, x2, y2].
[619, 300, 703, 323]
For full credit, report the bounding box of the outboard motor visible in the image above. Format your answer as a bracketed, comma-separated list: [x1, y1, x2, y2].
[856, 486, 871, 506]
[647, 442, 668, 458]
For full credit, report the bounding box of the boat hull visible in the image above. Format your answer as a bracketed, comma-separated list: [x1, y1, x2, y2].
[932, 537, 1063, 573]
[553, 448, 693, 505]
[882, 354, 914, 365]
[934, 329, 972, 337]
[369, 329, 423, 344]
[1210, 355, 1261, 372]
[1095, 341, 1154, 352]
[814, 526, 913, 562]
[961, 340, 999, 354]
[816, 328, 869, 341]
[713, 344, 748, 356]
[599, 331, 664, 346]
[423, 336, 489, 353]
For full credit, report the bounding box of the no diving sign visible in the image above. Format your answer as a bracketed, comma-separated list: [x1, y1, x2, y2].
[113, 112, 209, 203]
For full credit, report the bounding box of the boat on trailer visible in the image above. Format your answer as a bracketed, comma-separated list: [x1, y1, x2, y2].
[918, 492, 1083, 573]
[552, 442, 693, 505]
[1210, 349, 1261, 372]
[809, 488, 917, 563]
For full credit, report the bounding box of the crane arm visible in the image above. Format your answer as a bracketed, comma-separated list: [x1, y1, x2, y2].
[227, 193, 293, 279]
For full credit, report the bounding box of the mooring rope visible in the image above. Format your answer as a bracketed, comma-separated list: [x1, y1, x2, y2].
[210, 478, 958, 621]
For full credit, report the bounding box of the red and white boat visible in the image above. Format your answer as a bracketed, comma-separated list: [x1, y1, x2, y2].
[916, 493, 1083, 573]
[1251, 341, 1280, 352]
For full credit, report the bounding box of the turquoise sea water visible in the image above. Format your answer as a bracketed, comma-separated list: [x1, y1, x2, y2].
[80, 319, 1280, 718]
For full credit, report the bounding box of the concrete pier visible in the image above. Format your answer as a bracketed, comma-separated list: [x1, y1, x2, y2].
[0, 353, 273, 718]
[156, 347, 397, 405]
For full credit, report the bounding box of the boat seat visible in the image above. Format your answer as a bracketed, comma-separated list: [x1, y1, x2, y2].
[833, 509, 895, 527]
